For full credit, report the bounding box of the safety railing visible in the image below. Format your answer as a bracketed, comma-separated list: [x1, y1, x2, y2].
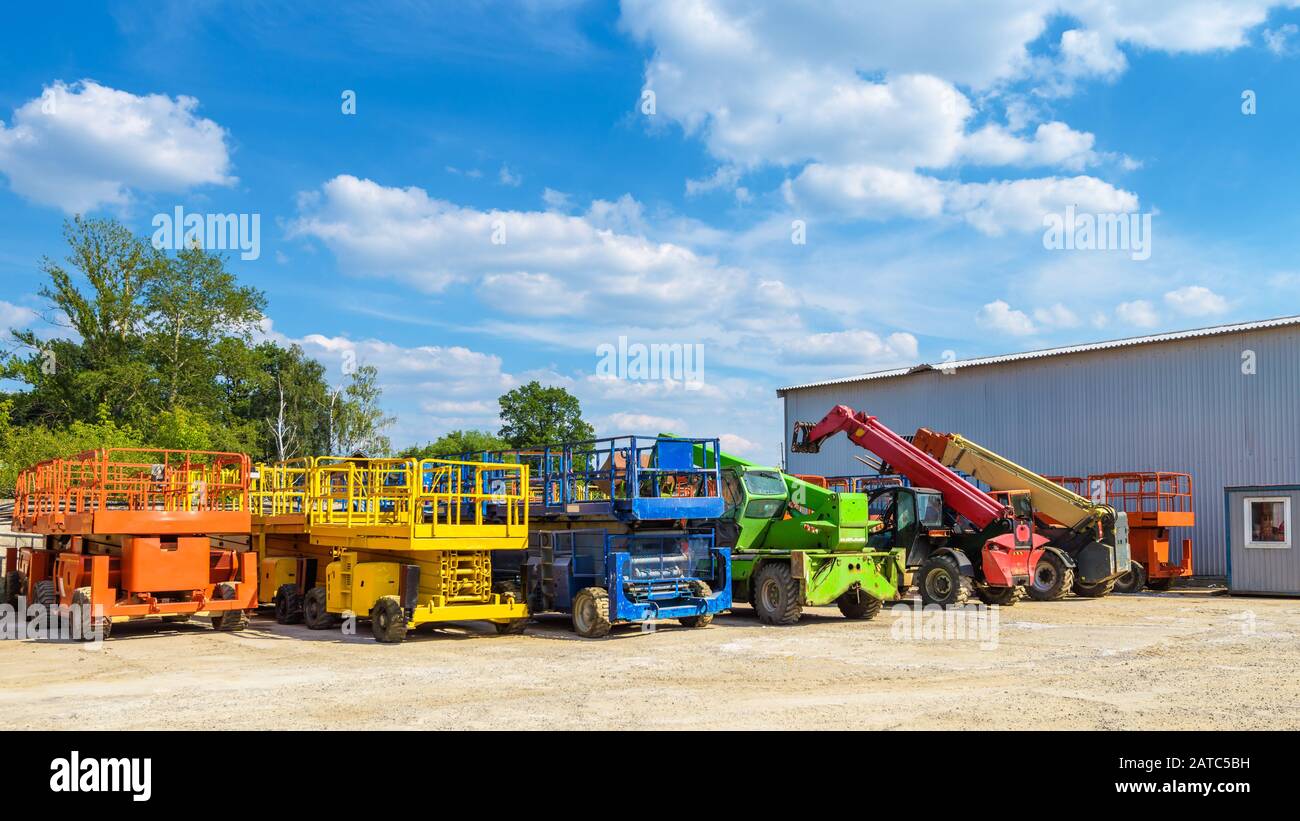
[465, 436, 722, 519]
[1094, 472, 1192, 514]
[14, 448, 250, 531]
[254, 456, 529, 537]
[250, 458, 312, 516]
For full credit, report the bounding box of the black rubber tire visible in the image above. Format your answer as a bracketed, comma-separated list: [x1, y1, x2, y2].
[1072, 577, 1117, 598]
[33, 579, 57, 606]
[303, 586, 336, 630]
[836, 588, 884, 620]
[1146, 575, 1176, 591]
[975, 583, 1024, 606]
[677, 580, 715, 628]
[1027, 551, 1075, 601]
[751, 563, 802, 625]
[490, 580, 529, 634]
[1113, 560, 1148, 594]
[1, 570, 21, 608]
[370, 595, 408, 643]
[211, 582, 248, 631]
[274, 583, 304, 624]
[917, 554, 972, 607]
[71, 586, 110, 640]
[571, 587, 613, 638]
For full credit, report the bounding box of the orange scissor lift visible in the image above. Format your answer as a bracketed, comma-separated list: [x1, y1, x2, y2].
[6, 448, 256, 638]
[1048, 472, 1194, 592]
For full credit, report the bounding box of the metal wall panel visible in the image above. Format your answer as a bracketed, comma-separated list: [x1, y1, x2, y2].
[782, 325, 1300, 577]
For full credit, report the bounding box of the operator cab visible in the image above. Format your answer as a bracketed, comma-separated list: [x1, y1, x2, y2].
[867, 486, 945, 555]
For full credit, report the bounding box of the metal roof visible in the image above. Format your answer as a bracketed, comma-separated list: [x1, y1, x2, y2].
[776, 314, 1300, 395]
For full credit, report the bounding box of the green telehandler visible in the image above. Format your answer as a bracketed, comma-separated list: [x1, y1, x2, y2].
[671, 436, 907, 625]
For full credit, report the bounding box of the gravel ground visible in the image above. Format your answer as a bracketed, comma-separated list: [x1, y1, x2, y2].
[1, 588, 1296, 730]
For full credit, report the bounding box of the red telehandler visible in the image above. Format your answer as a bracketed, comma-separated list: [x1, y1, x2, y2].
[792, 405, 1047, 606]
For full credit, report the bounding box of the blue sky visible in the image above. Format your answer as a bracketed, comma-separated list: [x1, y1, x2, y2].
[2, 1, 1299, 463]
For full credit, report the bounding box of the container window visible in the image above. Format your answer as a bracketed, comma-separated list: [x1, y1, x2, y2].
[1244, 497, 1291, 548]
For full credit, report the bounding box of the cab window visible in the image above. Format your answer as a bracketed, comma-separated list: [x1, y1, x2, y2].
[916, 492, 945, 528]
[742, 471, 788, 497]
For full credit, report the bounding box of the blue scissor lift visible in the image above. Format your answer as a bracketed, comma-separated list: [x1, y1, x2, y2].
[463, 435, 731, 637]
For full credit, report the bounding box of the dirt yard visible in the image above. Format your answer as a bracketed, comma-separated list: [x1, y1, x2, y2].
[1, 588, 1296, 731]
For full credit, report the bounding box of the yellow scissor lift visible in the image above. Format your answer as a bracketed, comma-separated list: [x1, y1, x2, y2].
[250, 456, 529, 642]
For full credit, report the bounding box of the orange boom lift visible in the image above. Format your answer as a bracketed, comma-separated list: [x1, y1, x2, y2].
[5, 448, 256, 639]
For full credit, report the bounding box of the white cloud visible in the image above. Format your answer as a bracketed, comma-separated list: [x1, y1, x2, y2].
[1164, 285, 1228, 316]
[620, 0, 1288, 225]
[498, 164, 522, 186]
[603, 411, 687, 433]
[976, 300, 1037, 335]
[778, 329, 919, 369]
[290, 175, 750, 323]
[541, 187, 573, 210]
[946, 175, 1139, 236]
[719, 432, 761, 458]
[1116, 299, 1160, 328]
[1263, 23, 1298, 54]
[0, 300, 38, 334]
[785, 165, 945, 220]
[0, 80, 234, 212]
[1033, 303, 1082, 328]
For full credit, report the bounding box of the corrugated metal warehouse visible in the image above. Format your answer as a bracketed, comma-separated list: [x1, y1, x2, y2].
[778, 315, 1300, 579]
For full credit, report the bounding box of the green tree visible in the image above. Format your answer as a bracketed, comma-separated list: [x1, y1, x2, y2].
[497, 381, 594, 447]
[399, 429, 507, 459]
[144, 243, 265, 410]
[329, 365, 395, 456]
[0, 399, 143, 495]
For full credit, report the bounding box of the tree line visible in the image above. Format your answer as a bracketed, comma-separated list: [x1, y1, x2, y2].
[0, 218, 596, 495]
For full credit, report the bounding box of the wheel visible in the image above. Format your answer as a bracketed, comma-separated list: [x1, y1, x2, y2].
[1027, 551, 1075, 601]
[571, 587, 612, 638]
[33, 579, 57, 606]
[1146, 576, 1176, 591]
[274, 583, 304, 624]
[1112, 560, 1147, 594]
[916, 554, 971, 607]
[677, 580, 715, 628]
[974, 583, 1023, 606]
[3, 571, 23, 608]
[71, 586, 110, 640]
[490, 582, 529, 634]
[302, 587, 336, 629]
[751, 562, 802, 625]
[1071, 577, 1116, 598]
[836, 587, 883, 620]
[211, 582, 248, 631]
[370, 595, 408, 643]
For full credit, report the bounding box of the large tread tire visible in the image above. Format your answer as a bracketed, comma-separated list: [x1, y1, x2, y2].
[211, 582, 248, 631]
[1072, 577, 1117, 598]
[975, 583, 1024, 606]
[677, 580, 715, 628]
[1146, 576, 1176, 591]
[302, 586, 336, 630]
[370, 595, 408, 643]
[917, 554, 972, 607]
[33, 579, 58, 607]
[836, 588, 884, 620]
[490, 580, 529, 634]
[1112, 560, 1147, 594]
[751, 563, 802, 625]
[274, 583, 304, 624]
[1027, 551, 1075, 602]
[71, 586, 110, 640]
[571, 587, 613, 638]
